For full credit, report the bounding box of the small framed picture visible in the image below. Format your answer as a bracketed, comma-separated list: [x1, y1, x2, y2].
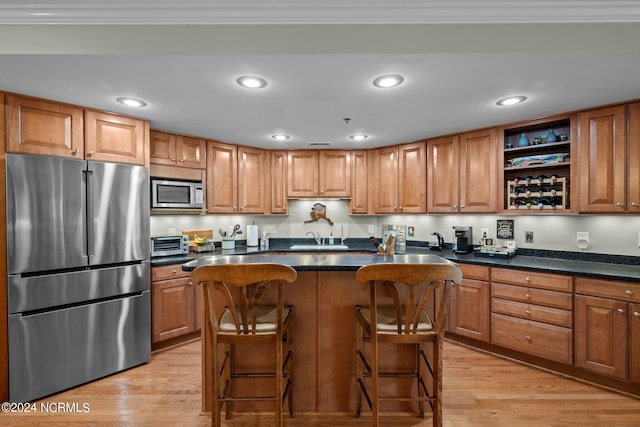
[485, 238, 494, 246]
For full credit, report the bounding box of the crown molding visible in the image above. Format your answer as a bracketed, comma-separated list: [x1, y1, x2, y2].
[0, 1, 639, 25]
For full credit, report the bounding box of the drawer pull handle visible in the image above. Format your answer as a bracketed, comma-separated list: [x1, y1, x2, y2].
[634, 311, 640, 317]
[525, 277, 530, 282]
[525, 336, 532, 342]
[525, 293, 530, 299]
[525, 310, 530, 315]
[172, 269, 177, 274]
[626, 290, 633, 296]
[617, 308, 625, 314]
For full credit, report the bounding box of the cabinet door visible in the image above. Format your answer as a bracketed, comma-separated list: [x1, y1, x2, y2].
[176, 136, 206, 169]
[427, 135, 460, 213]
[578, 105, 627, 213]
[631, 303, 640, 384]
[459, 128, 497, 213]
[7, 94, 84, 158]
[398, 142, 426, 213]
[287, 151, 318, 197]
[371, 146, 398, 214]
[149, 130, 177, 166]
[152, 277, 195, 343]
[270, 151, 288, 214]
[85, 110, 146, 165]
[449, 277, 490, 342]
[575, 295, 627, 379]
[628, 102, 640, 212]
[319, 150, 351, 197]
[238, 146, 266, 214]
[206, 140, 238, 213]
[350, 150, 368, 214]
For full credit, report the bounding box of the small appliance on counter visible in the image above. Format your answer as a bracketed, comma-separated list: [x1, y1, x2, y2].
[429, 232, 445, 250]
[151, 234, 189, 257]
[453, 226, 473, 254]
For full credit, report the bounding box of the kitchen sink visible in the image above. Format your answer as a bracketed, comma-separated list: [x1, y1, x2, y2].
[289, 244, 350, 251]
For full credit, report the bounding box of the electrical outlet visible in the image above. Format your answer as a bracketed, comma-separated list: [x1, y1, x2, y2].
[265, 225, 276, 234]
[577, 232, 589, 242]
[367, 224, 375, 234]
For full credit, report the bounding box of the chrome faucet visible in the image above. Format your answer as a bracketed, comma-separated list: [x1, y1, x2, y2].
[306, 230, 321, 245]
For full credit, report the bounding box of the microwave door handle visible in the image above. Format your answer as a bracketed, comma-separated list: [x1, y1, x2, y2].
[85, 168, 95, 260]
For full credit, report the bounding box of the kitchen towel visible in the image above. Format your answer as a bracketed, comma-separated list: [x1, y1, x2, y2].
[247, 224, 259, 247]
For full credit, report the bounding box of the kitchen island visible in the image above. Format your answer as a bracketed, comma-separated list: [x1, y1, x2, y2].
[182, 252, 457, 414]
[179, 247, 640, 410]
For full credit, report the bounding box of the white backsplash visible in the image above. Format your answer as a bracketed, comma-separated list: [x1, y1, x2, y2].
[151, 200, 640, 256]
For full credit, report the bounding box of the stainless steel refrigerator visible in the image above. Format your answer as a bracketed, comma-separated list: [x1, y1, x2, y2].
[6, 153, 151, 402]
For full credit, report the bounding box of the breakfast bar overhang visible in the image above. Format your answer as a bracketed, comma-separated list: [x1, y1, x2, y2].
[182, 252, 456, 415]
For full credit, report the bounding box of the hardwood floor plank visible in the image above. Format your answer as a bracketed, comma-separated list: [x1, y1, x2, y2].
[2, 339, 639, 426]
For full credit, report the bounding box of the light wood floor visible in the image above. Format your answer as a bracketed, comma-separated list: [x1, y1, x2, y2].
[3, 339, 640, 426]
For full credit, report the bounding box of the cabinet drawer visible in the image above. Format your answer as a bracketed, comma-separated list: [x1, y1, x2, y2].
[491, 282, 573, 310]
[151, 264, 192, 282]
[491, 267, 572, 292]
[492, 298, 572, 328]
[575, 277, 640, 303]
[491, 313, 573, 364]
[459, 263, 490, 281]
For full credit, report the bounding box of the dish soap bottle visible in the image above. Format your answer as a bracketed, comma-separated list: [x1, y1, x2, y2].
[328, 233, 334, 245]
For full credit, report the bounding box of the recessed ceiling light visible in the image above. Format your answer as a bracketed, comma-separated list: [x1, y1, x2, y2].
[372, 75, 404, 88]
[496, 96, 527, 106]
[237, 76, 267, 89]
[116, 97, 147, 107]
[272, 134, 290, 141]
[350, 134, 369, 141]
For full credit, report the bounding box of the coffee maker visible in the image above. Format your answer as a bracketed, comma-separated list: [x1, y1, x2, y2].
[453, 226, 473, 254]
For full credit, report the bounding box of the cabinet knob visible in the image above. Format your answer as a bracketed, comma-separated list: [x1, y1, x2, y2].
[282, 207, 286, 211]
[172, 269, 177, 274]
[616, 202, 624, 207]
[460, 204, 465, 209]
[525, 293, 530, 299]
[525, 336, 532, 342]
[525, 309, 530, 315]
[87, 150, 94, 156]
[178, 159, 183, 162]
[633, 311, 640, 317]
[452, 205, 457, 209]
[632, 202, 639, 207]
[525, 277, 530, 282]
[626, 290, 633, 296]
[72, 148, 80, 155]
[617, 308, 625, 314]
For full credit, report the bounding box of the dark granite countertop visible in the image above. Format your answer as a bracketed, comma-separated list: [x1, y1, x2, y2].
[150, 239, 640, 283]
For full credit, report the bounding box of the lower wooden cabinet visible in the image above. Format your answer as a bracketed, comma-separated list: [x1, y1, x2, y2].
[447, 264, 490, 342]
[574, 277, 640, 382]
[490, 267, 573, 364]
[151, 264, 202, 347]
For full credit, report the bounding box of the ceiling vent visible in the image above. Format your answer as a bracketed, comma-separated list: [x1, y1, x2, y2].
[309, 142, 332, 146]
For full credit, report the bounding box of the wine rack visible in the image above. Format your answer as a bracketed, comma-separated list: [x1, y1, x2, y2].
[507, 176, 567, 210]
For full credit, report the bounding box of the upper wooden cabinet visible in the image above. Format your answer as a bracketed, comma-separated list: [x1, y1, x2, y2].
[578, 105, 631, 213]
[7, 94, 84, 158]
[150, 130, 206, 169]
[350, 150, 368, 214]
[371, 142, 426, 214]
[287, 150, 351, 198]
[237, 146, 267, 214]
[206, 141, 267, 214]
[627, 102, 640, 213]
[427, 135, 459, 213]
[7, 95, 148, 166]
[206, 140, 238, 214]
[270, 151, 288, 214]
[84, 109, 147, 166]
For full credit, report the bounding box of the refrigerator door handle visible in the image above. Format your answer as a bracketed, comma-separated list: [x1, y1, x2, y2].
[85, 168, 95, 259]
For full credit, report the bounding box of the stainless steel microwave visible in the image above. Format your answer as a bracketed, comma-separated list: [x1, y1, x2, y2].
[151, 178, 204, 209]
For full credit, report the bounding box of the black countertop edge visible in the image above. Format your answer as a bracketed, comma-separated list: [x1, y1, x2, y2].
[150, 239, 640, 283]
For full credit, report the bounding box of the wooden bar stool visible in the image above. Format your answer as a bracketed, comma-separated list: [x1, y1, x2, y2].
[354, 263, 462, 427]
[191, 263, 297, 427]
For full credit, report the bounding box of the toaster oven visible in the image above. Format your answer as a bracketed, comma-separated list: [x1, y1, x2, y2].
[150, 235, 189, 257]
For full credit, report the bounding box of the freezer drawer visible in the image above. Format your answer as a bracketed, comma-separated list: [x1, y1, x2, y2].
[9, 291, 150, 402]
[8, 261, 149, 314]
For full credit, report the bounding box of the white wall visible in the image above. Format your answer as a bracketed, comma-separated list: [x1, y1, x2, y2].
[151, 200, 640, 256]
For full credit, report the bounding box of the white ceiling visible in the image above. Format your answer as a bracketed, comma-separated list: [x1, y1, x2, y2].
[1, 1, 640, 150]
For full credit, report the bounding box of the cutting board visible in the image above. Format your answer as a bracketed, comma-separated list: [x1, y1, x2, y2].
[182, 229, 214, 252]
